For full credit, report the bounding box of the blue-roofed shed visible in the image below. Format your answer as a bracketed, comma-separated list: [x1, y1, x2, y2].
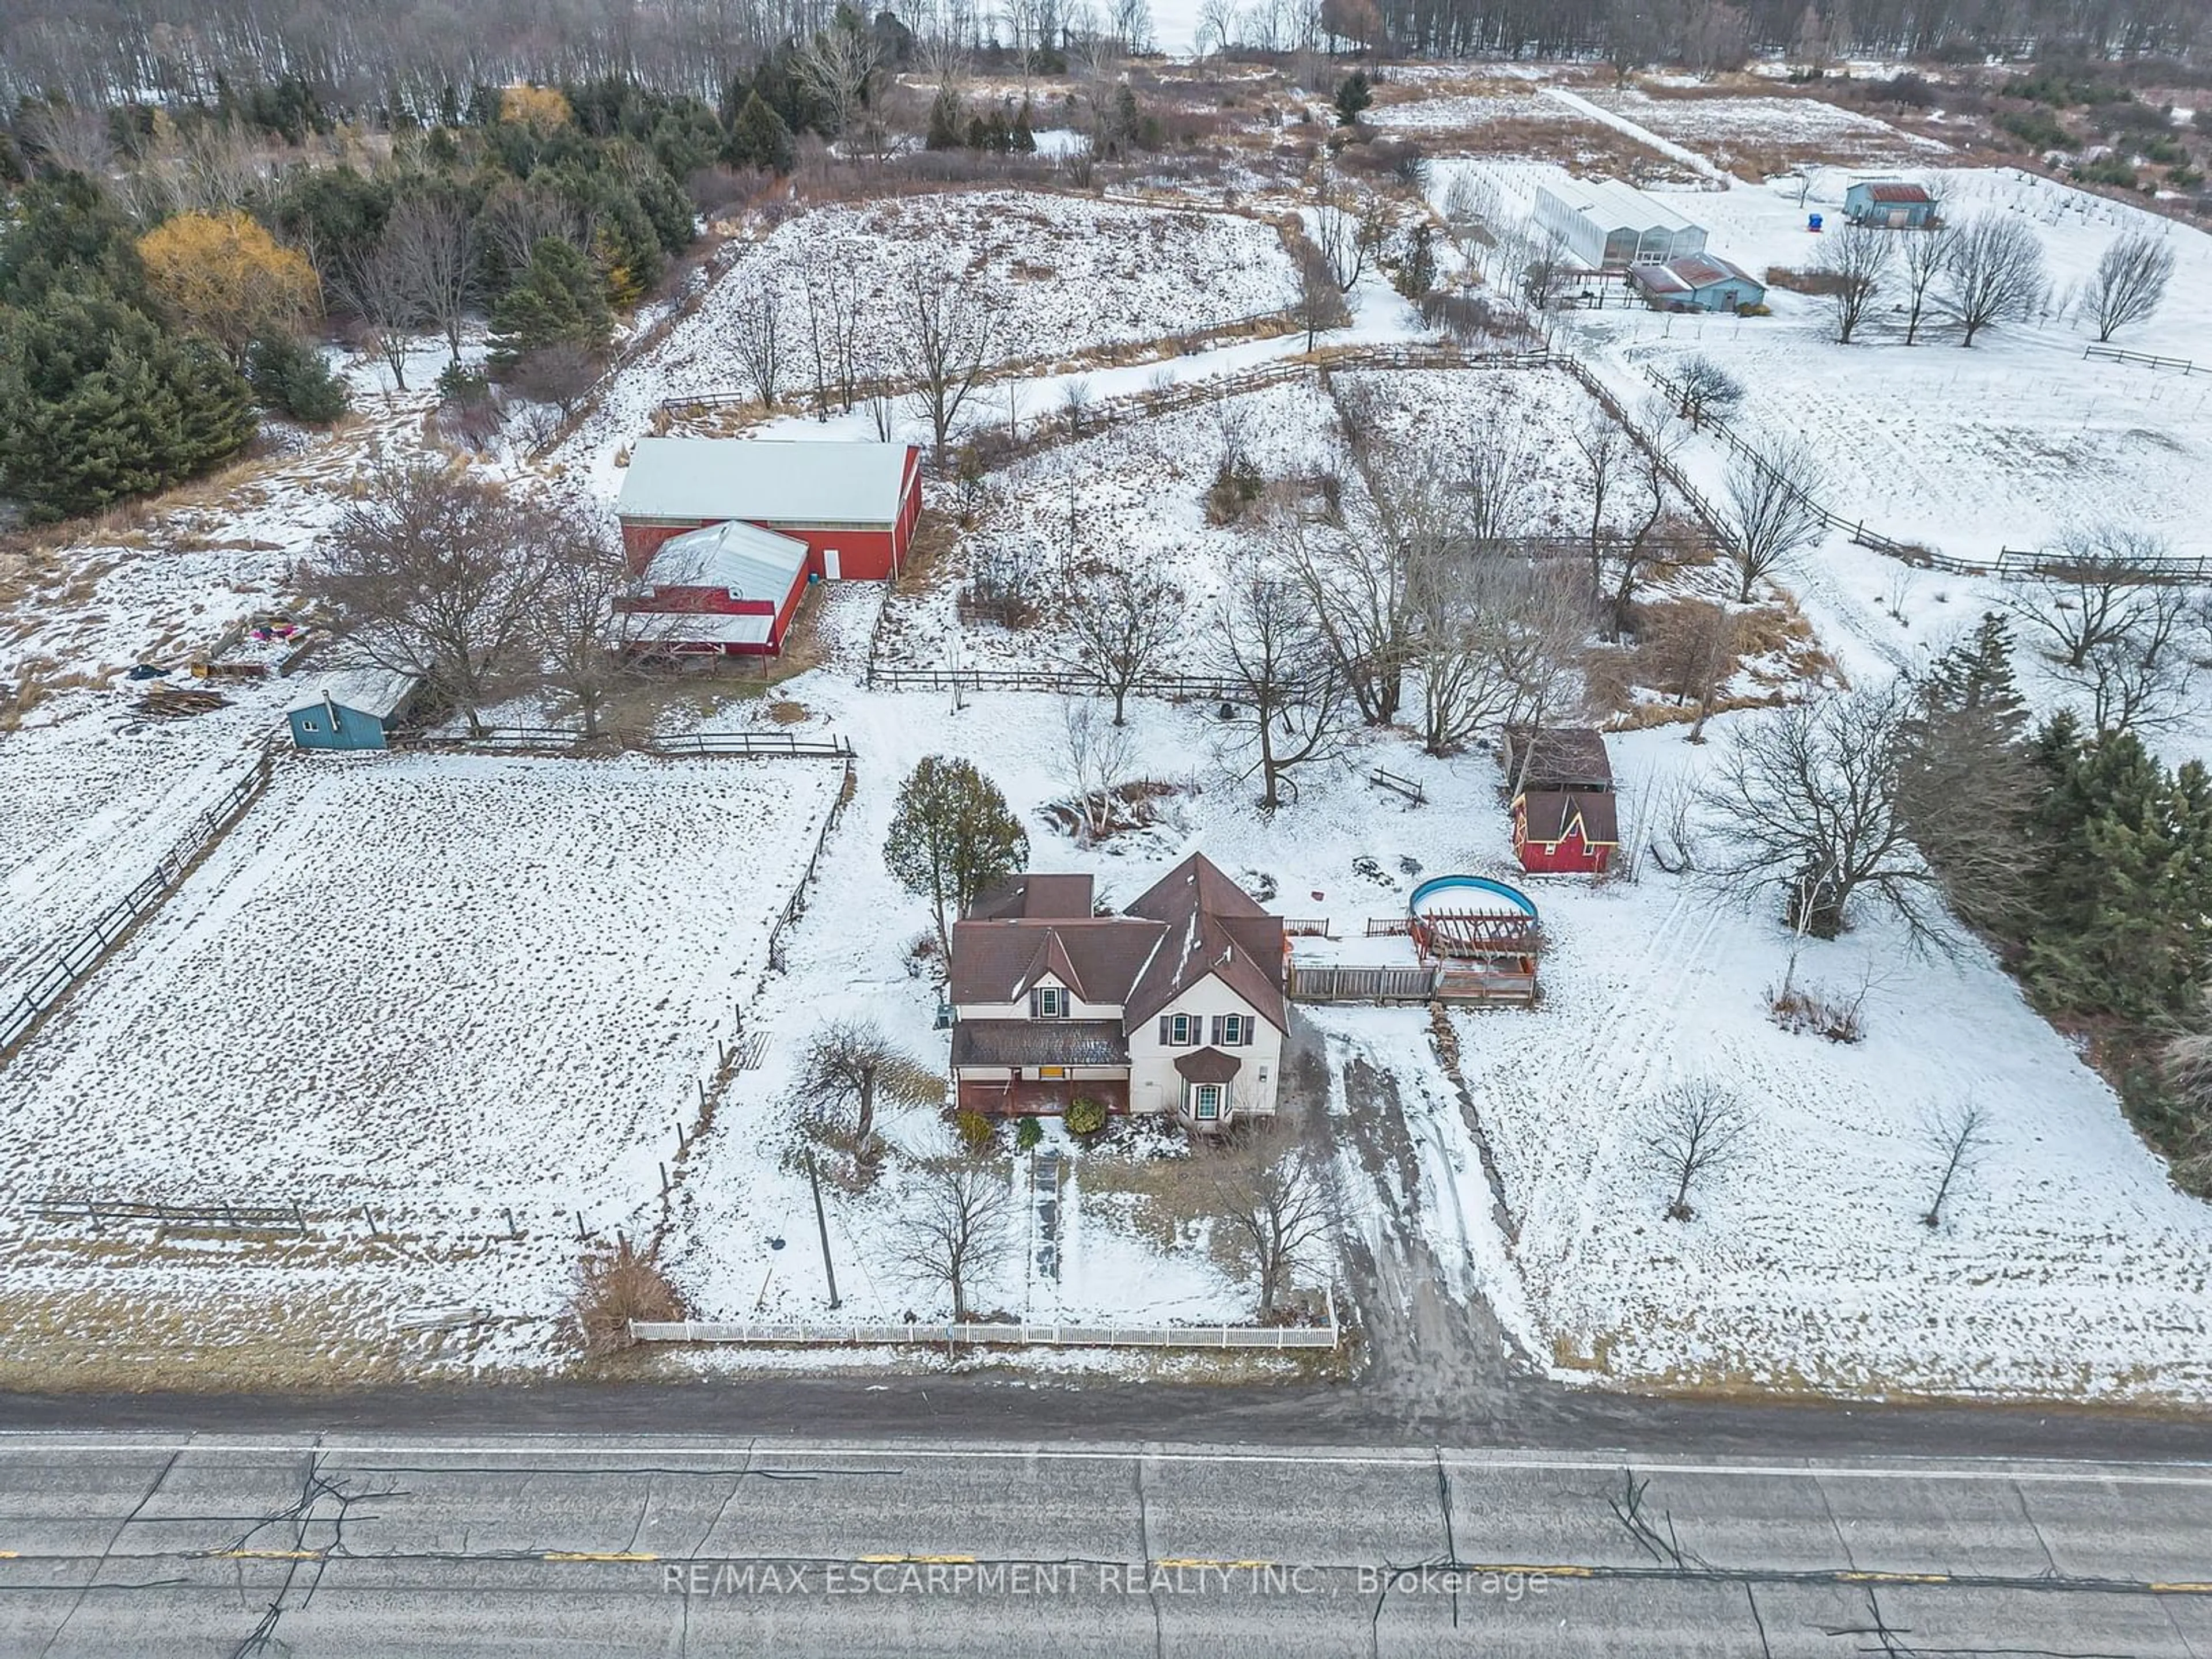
[285, 667, 420, 751]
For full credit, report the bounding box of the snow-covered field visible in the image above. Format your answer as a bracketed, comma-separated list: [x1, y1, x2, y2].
[0, 752, 843, 1376]
[880, 365, 1689, 675]
[559, 191, 1301, 467]
[1581, 87, 1947, 168]
[1440, 158, 2212, 566]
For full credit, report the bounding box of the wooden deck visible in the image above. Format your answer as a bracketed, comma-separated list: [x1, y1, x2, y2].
[957, 1078, 1131, 1117]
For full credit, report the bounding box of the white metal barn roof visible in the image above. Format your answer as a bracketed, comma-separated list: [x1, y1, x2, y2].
[617, 438, 910, 527]
[284, 666, 419, 718]
[640, 519, 810, 602]
[639, 612, 779, 647]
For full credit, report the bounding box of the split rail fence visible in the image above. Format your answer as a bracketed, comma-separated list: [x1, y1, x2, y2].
[2084, 344, 2199, 375]
[1, 735, 279, 1058]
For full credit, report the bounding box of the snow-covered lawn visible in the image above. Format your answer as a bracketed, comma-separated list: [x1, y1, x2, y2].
[558, 190, 1301, 466]
[1442, 725, 2212, 1403]
[0, 752, 843, 1378]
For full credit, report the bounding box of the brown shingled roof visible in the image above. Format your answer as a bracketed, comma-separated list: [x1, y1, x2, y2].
[967, 873, 1096, 921]
[948, 918, 1162, 1007]
[951, 1020, 1130, 1069]
[1518, 789, 1622, 846]
[1123, 853, 1287, 1031]
[1502, 726, 1613, 793]
[1173, 1047, 1244, 1085]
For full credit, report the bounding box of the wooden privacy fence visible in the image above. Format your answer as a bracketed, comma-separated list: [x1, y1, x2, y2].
[0, 736, 278, 1059]
[2084, 344, 2199, 375]
[1286, 963, 1440, 1004]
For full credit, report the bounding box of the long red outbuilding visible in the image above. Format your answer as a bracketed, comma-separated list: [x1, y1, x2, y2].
[616, 437, 923, 583]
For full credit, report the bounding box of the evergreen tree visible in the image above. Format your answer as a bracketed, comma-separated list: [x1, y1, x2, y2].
[0, 172, 143, 305]
[724, 90, 797, 174]
[1393, 222, 1437, 298]
[0, 286, 256, 520]
[486, 237, 611, 373]
[1012, 97, 1037, 153]
[247, 334, 350, 424]
[1899, 612, 2037, 935]
[925, 85, 965, 151]
[1334, 72, 1374, 127]
[884, 757, 1030, 960]
[2027, 725, 2212, 1022]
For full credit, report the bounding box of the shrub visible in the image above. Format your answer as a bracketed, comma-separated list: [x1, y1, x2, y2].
[572, 1237, 685, 1353]
[1014, 1116, 1044, 1152]
[2001, 109, 2072, 151]
[1736, 302, 1771, 317]
[954, 1108, 998, 1153]
[1065, 1095, 1109, 1137]
[1768, 982, 1866, 1043]
[1204, 456, 1263, 524]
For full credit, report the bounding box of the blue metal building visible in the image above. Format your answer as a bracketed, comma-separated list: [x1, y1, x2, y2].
[1843, 180, 1938, 228]
[1627, 255, 1768, 313]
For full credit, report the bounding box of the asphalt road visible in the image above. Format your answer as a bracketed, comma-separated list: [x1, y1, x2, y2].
[2, 1433, 2209, 1657]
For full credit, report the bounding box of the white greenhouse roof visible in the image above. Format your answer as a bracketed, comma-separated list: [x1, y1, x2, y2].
[617, 438, 911, 527]
[1539, 176, 1702, 234]
[640, 519, 809, 603]
[285, 666, 419, 719]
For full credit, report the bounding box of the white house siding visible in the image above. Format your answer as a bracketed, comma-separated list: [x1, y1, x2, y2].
[1127, 980, 1284, 1123]
[952, 973, 1119, 1024]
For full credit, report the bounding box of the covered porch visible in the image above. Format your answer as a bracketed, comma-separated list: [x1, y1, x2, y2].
[956, 1077, 1132, 1118]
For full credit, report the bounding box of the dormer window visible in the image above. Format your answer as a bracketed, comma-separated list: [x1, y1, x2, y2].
[1031, 986, 1067, 1019]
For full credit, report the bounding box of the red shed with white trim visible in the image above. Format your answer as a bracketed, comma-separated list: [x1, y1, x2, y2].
[618, 519, 812, 658]
[616, 437, 922, 582]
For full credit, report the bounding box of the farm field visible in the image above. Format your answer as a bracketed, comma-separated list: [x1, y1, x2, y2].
[1579, 86, 1950, 171]
[1438, 158, 2212, 566]
[0, 752, 843, 1383]
[556, 190, 1303, 473]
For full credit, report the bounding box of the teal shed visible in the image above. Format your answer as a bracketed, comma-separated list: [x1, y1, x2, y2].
[285, 667, 419, 750]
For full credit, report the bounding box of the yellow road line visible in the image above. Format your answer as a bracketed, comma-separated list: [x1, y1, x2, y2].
[543, 1551, 660, 1563]
[1153, 1558, 1278, 1571]
[2150, 1582, 2212, 1594]
[857, 1554, 978, 1565]
[1839, 1570, 1953, 1586]
[217, 1549, 323, 1560]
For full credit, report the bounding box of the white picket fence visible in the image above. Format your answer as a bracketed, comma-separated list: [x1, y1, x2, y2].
[630, 1302, 1339, 1351]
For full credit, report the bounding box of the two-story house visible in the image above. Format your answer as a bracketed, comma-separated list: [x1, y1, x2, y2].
[948, 854, 1288, 1131]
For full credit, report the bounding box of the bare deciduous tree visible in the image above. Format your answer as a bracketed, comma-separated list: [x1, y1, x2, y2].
[1062, 559, 1183, 724]
[1818, 225, 1893, 344]
[891, 253, 999, 465]
[2008, 527, 2202, 733]
[728, 271, 785, 408]
[1642, 1081, 1752, 1221]
[1921, 1100, 1990, 1228]
[798, 242, 867, 415]
[1671, 354, 1743, 429]
[896, 1155, 1013, 1321]
[1897, 222, 1952, 346]
[532, 499, 638, 738]
[307, 459, 550, 734]
[2088, 230, 2176, 343]
[1291, 237, 1353, 351]
[1718, 435, 1827, 602]
[793, 1017, 940, 1149]
[1200, 1127, 1332, 1319]
[1940, 214, 2046, 347]
[1309, 158, 1387, 291]
[332, 239, 421, 391]
[795, 16, 883, 142]
[1702, 680, 1953, 939]
[1059, 696, 1139, 842]
[383, 195, 478, 366]
[1218, 546, 1348, 813]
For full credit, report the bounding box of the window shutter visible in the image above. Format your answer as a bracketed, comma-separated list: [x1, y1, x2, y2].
[1238, 1016, 1253, 1046]
[1029, 988, 1041, 1018]
[1158, 1016, 1171, 1045]
[1209, 1016, 1224, 1046]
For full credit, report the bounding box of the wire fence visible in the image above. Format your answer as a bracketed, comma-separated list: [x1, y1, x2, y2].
[390, 727, 855, 760]
[767, 756, 858, 974]
[630, 1300, 1339, 1350]
[1, 735, 279, 1059]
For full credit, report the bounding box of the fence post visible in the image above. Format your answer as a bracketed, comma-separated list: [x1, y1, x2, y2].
[504, 1206, 521, 1241]
[293, 1200, 307, 1237]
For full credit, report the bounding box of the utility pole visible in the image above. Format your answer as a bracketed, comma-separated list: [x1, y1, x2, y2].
[805, 1151, 841, 1311]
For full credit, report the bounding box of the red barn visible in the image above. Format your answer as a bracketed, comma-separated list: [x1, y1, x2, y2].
[616, 438, 922, 582]
[1503, 726, 1618, 876]
[617, 519, 811, 658]
[1513, 790, 1619, 875]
